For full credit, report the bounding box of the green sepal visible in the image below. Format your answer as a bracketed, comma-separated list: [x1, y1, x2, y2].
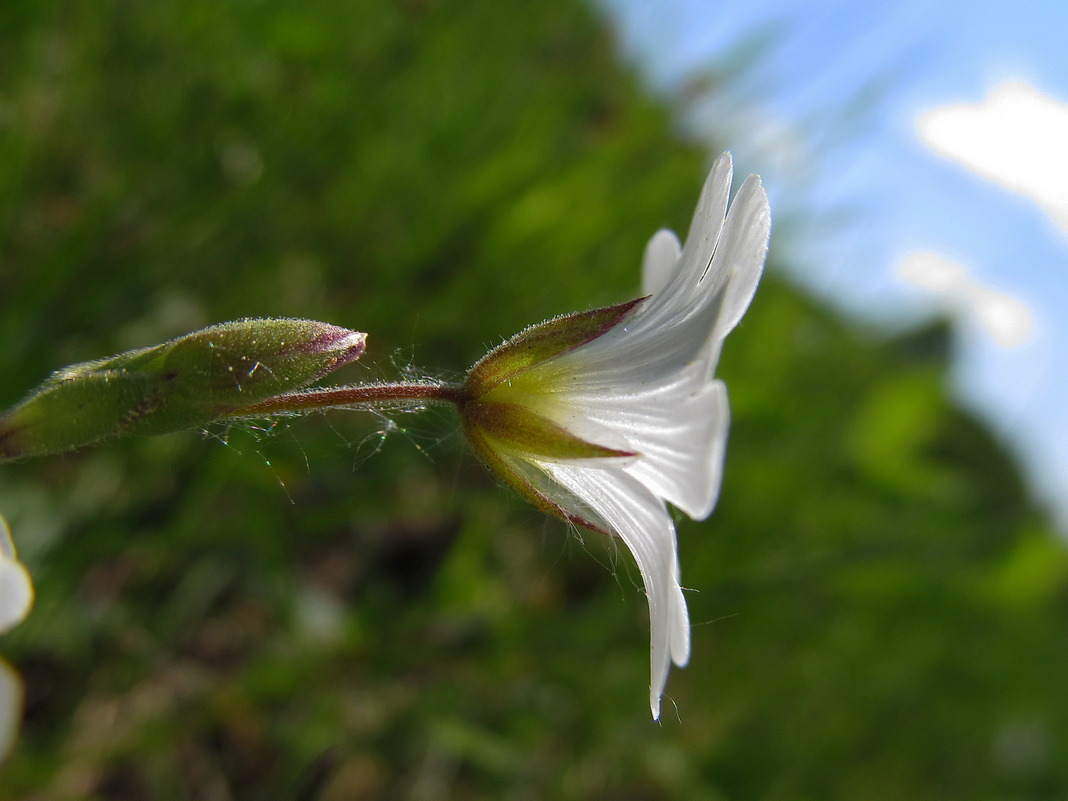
[463, 399, 634, 461]
[462, 420, 610, 535]
[0, 318, 365, 460]
[466, 298, 643, 398]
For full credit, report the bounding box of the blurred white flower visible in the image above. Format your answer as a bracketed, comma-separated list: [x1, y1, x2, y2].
[0, 514, 34, 762]
[0, 523, 33, 634]
[460, 153, 770, 718]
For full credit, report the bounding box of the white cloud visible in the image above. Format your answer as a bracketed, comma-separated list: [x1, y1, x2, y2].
[896, 251, 1037, 349]
[916, 80, 1068, 235]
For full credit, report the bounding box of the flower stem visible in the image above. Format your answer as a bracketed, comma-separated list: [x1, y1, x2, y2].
[225, 381, 470, 418]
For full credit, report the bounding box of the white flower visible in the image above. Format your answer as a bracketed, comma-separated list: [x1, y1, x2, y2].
[460, 153, 770, 718]
[0, 514, 34, 762]
[0, 521, 33, 636]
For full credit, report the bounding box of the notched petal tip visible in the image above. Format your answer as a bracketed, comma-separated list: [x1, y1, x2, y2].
[714, 174, 771, 337]
[679, 153, 734, 267]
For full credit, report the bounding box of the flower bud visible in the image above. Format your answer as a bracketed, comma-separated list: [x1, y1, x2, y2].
[0, 318, 366, 459]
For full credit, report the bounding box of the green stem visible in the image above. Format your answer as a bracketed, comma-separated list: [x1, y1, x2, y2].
[225, 381, 470, 418]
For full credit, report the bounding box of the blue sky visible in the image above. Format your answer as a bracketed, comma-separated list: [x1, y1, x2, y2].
[600, 0, 1068, 527]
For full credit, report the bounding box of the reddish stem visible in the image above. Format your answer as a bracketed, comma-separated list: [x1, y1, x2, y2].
[227, 382, 470, 417]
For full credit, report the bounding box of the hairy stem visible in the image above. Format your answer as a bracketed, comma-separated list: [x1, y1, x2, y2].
[225, 381, 470, 417]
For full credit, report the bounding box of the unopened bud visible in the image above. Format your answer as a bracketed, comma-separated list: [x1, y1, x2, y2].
[0, 318, 366, 460]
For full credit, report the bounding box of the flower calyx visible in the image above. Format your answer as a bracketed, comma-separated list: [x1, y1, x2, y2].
[465, 298, 644, 397]
[458, 299, 644, 531]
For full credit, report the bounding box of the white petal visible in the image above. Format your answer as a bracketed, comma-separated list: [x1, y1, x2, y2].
[561, 164, 759, 384]
[674, 153, 733, 298]
[622, 378, 731, 520]
[496, 449, 614, 534]
[0, 660, 19, 763]
[550, 281, 727, 388]
[710, 175, 771, 337]
[535, 462, 689, 719]
[641, 229, 683, 297]
[623, 155, 733, 344]
[0, 520, 31, 634]
[539, 369, 731, 521]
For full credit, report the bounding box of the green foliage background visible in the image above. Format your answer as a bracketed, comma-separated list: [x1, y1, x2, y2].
[1, 0, 1066, 798]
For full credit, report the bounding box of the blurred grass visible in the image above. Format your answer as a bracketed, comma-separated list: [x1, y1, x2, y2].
[1, 0, 1067, 799]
